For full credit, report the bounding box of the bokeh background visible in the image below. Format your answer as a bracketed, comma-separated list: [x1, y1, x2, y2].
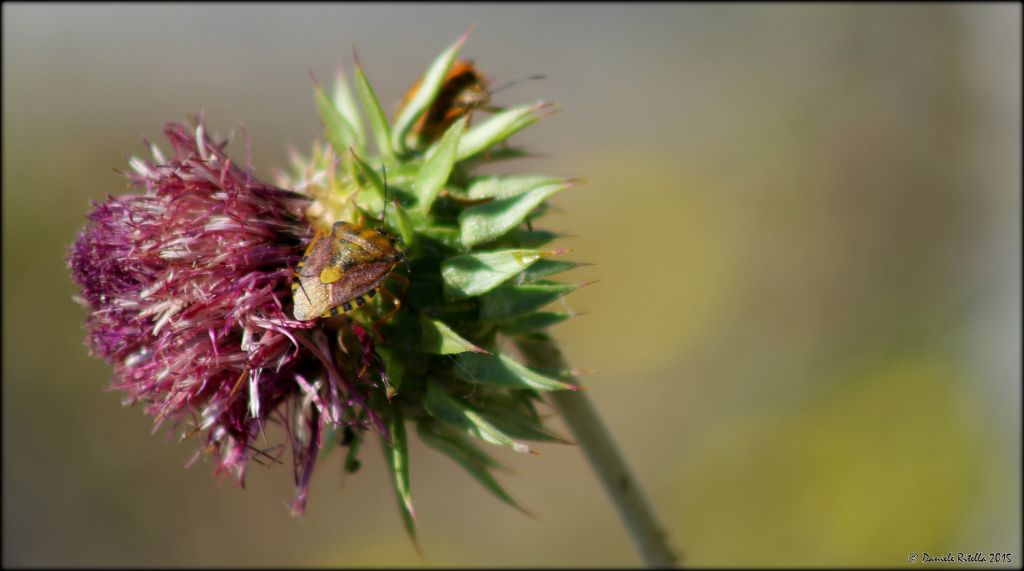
[3, 3, 1020, 567]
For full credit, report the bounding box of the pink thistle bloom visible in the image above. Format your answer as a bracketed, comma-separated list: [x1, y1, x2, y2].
[68, 122, 379, 514]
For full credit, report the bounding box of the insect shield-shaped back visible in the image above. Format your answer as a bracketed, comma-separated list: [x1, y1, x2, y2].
[291, 221, 405, 321]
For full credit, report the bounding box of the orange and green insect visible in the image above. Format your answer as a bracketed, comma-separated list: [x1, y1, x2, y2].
[291, 221, 406, 321]
[401, 59, 491, 144]
[399, 60, 545, 145]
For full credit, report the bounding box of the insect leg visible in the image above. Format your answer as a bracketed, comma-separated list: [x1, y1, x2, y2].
[388, 272, 411, 297]
[372, 286, 402, 340]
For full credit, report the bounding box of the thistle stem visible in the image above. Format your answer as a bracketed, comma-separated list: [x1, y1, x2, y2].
[516, 335, 678, 568]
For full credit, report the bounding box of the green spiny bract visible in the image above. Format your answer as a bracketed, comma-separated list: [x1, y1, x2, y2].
[277, 34, 584, 542]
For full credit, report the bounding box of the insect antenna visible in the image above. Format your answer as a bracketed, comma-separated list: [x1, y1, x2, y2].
[488, 73, 547, 96]
[379, 165, 389, 229]
[379, 164, 410, 274]
[470, 74, 546, 113]
[454, 74, 548, 113]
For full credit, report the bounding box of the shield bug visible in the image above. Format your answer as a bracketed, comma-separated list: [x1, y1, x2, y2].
[291, 221, 406, 321]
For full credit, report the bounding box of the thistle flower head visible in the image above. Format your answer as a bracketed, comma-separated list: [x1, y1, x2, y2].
[70, 33, 584, 538]
[70, 123, 358, 514]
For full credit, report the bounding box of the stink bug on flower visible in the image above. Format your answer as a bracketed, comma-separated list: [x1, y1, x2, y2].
[291, 220, 406, 321]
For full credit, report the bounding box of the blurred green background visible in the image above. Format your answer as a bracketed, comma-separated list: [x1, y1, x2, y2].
[3, 4, 1020, 567]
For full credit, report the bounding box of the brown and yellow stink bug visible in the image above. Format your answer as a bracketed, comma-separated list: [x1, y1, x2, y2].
[291, 220, 406, 322]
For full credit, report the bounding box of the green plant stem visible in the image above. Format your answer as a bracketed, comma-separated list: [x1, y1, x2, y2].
[516, 335, 678, 568]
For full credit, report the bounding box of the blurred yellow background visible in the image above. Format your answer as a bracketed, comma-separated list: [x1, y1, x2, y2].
[3, 4, 1020, 567]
